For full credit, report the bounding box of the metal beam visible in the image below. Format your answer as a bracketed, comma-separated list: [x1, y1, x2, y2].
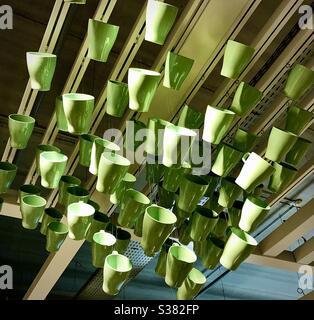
[260, 198, 314, 257]
[294, 237, 314, 264]
[299, 291, 314, 300]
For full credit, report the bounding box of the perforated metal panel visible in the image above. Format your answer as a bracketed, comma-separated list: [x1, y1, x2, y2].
[76, 240, 154, 300]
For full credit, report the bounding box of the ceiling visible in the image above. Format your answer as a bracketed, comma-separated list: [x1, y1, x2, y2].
[0, 0, 313, 300]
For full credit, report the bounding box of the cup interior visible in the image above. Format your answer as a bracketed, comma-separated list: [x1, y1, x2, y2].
[93, 231, 116, 246]
[63, 93, 94, 101]
[61, 175, 81, 185]
[45, 208, 63, 219]
[208, 237, 225, 249]
[95, 138, 120, 152]
[68, 202, 95, 217]
[41, 151, 67, 163]
[94, 211, 110, 223]
[106, 253, 132, 272]
[102, 152, 130, 166]
[27, 52, 56, 58]
[22, 195, 46, 207]
[247, 196, 270, 210]
[116, 229, 131, 241]
[67, 186, 89, 197]
[187, 268, 206, 285]
[81, 134, 98, 143]
[122, 173, 136, 183]
[230, 227, 258, 246]
[38, 144, 60, 153]
[129, 68, 161, 77]
[0, 162, 17, 171]
[108, 79, 128, 87]
[195, 206, 218, 219]
[48, 221, 68, 234]
[184, 174, 208, 186]
[9, 114, 35, 123]
[146, 205, 177, 224]
[169, 245, 197, 263]
[87, 200, 100, 211]
[126, 189, 150, 205]
[20, 184, 41, 195]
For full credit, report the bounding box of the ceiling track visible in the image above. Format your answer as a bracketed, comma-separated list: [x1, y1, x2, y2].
[1, 0, 70, 163]
[22, 0, 118, 185]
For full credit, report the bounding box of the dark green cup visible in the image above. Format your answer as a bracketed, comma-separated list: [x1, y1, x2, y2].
[146, 154, 165, 184]
[92, 231, 116, 268]
[285, 106, 313, 135]
[18, 184, 41, 203]
[285, 137, 312, 166]
[177, 220, 191, 245]
[115, 229, 131, 254]
[268, 162, 297, 193]
[228, 200, 243, 228]
[204, 192, 224, 214]
[106, 80, 129, 117]
[162, 162, 191, 192]
[177, 104, 204, 129]
[40, 207, 63, 235]
[79, 134, 98, 167]
[200, 237, 224, 269]
[66, 186, 90, 208]
[58, 175, 81, 206]
[157, 183, 175, 209]
[46, 221, 68, 253]
[218, 177, 242, 208]
[110, 172, 136, 205]
[0, 162, 17, 194]
[155, 239, 176, 277]
[212, 212, 229, 239]
[85, 211, 110, 242]
[233, 128, 258, 153]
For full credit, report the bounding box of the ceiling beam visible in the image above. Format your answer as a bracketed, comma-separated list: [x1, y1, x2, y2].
[299, 290, 314, 300]
[293, 237, 314, 264]
[259, 197, 314, 257]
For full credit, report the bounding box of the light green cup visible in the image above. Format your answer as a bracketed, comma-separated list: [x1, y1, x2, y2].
[155, 239, 175, 277]
[239, 196, 270, 233]
[79, 134, 98, 167]
[285, 137, 312, 166]
[36, 144, 61, 175]
[211, 143, 243, 177]
[102, 251, 132, 296]
[0, 162, 17, 194]
[45, 221, 68, 253]
[204, 192, 223, 214]
[118, 189, 150, 228]
[145, 0, 178, 45]
[58, 175, 81, 206]
[106, 80, 129, 117]
[265, 127, 298, 162]
[89, 138, 120, 175]
[18, 184, 41, 203]
[283, 64, 314, 100]
[141, 205, 177, 256]
[235, 152, 275, 194]
[146, 118, 171, 155]
[228, 200, 243, 228]
[92, 231, 116, 268]
[220, 227, 258, 270]
[285, 106, 313, 135]
[67, 202, 95, 240]
[128, 68, 161, 112]
[40, 207, 63, 235]
[39, 151, 68, 189]
[26, 52, 57, 91]
[178, 174, 208, 213]
[177, 220, 191, 245]
[233, 128, 258, 153]
[124, 120, 147, 152]
[162, 124, 196, 167]
[85, 211, 110, 242]
[158, 183, 175, 209]
[221, 40, 254, 79]
[162, 162, 191, 193]
[218, 177, 242, 208]
[96, 152, 131, 194]
[203, 105, 235, 144]
[146, 154, 165, 184]
[189, 206, 218, 242]
[177, 268, 206, 300]
[8, 114, 35, 149]
[177, 104, 204, 129]
[268, 162, 297, 193]
[66, 186, 90, 208]
[164, 52, 194, 90]
[110, 172, 136, 205]
[115, 229, 131, 254]
[87, 19, 119, 62]
[62, 93, 94, 135]
[200, 237, 225, 269]
[20, 194, 46, 230]
[213, 212, 229, 239]
[55, 96, 68, 132]
[165, 244, 197, 288]
[230, 82, 262, 116]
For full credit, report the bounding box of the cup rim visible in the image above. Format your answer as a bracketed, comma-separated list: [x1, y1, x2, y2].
[22, 194, 46, 207]
[165, 124, 197, 137]
[67, 186, 89, 197]
[101, 152, 130, 166]
[93, 230, 116, 246]
[67, 202, 95, 217]
[0, 161, 17, 172]
[148, 0, 178, 10]
[60, 175, 81, 185]
[125, 189, 150, 205]
[116, 228, 131, 240]
[48, 221, 68, 234]
[207, 105, 235, 115]
[108, 79, 128, 87]
[187, 268, 206, 285]
[271, 126, 297, 137]
[194, 206, 218, 219]
[95, 138, 120, 152]
[169, 245, 197, 263]
[275, 162, 297, 172]
[80, 134, 98, 142]
[9, 114, 35, 124]
[37, 144, 60, 152]
[27, 52, 57, 58]
[146, 205, 177, 224]
[184, 174, 209, 186]
[230, 227, 258, 246]
[93, 211, 110, 223]
[246, 195, 270, 210]
[208, 236, 225, 249]
[226, 39, 254, 51]
[88, 18, 120, 30]
[40, 151, 68, 163]
[19, 184, 41, 195]
[129, 68, 161, 77]
[45, 208, 63, 219]
[287, 105, 314, 117]
[122, 172, 136, 183]
[105, 253, 132, 272]
[62, 93, 95, 101]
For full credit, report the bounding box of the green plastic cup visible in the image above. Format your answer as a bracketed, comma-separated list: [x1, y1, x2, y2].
[20, 194, 46, 230]
[96, 152, 131, 194]
[177, 104, 204, 129]
[221, 40, 254, 79]
[233, 128, 258, 153]
[204, 192, 223, 214]
[285, 106, 313, 135]
[85, 211, 110, 242]
[189, 206, 218, 242]
[58, 175, 81, 206]
[18, 184, 41, 203]
[228, 200, 243, 228]
[36, 144, 61, 175]
[176, 268, 206, 300]
[155, 239, 176, 277]
[146, 154, 165, 184]
[40, 207, 63, 235]
[239, 196, 270, 233]
[162, 162, 191, 193]
[268, 162, 297, 193]
[26, 52, 57, 91]
[55, 96, 68, 132]
[92, 230, 116, 268]
[145, 0, 178, 45]
[230, 82, 262, 116]
[66, 186, 90, 208]
[220, 227, 258, 270]
[109, 172, 136, 205]
[128, 68, 161, 112]
[200, 237, 224, 269]
[141, 205, 177, 256]
[202, 173, 219, 197]
[285, 137, 312, 166]
[0, 162, 17, 194]
[124, 120, 147, 152]
[45, 221, 68, 253]
[177, 220, 191, 245]
[157, 183, 175, 208]
[8, 114, 35, 149]
[213, 211, 229, 239]
[265, 127, 298, 162]
[203, 106, 235, 144]
[118, 189, 150, 228]
[115, 229, 131, 254]
[62, 93, 94, 135]
[165, 244, 197, 288]
[163, 51, 194, 90]
[106, 80, 129, 117]
[79, 134, 98, 167]
[218, 177, 242, 208]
